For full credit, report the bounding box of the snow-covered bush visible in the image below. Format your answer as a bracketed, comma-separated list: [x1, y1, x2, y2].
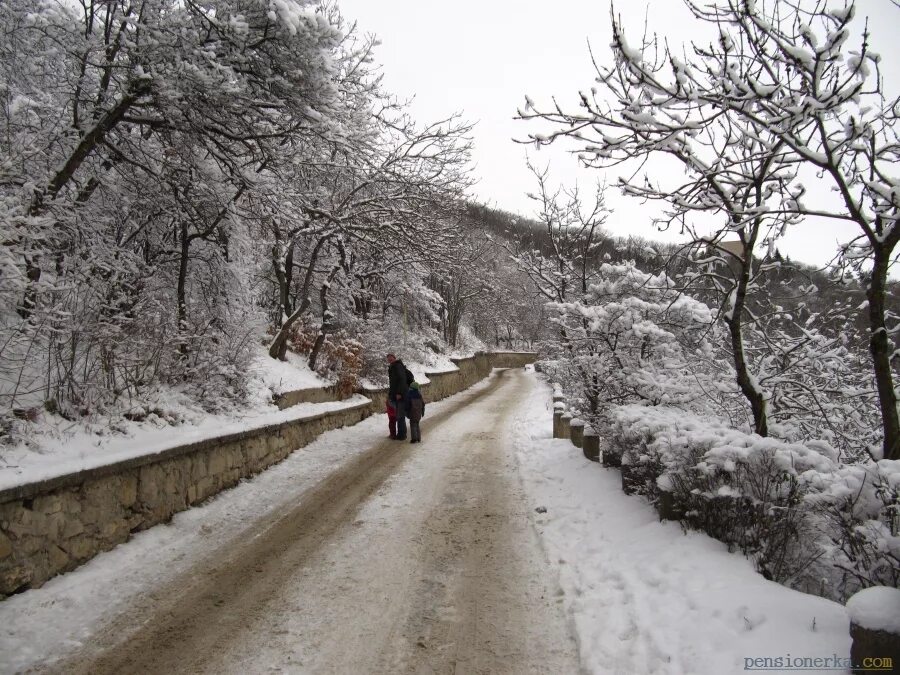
[286, 321, 363, 398]
[610, 404, 899, 601]
[805, 460, 900, 598]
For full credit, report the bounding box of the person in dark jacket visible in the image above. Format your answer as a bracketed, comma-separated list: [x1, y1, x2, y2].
[386, 353, 411, 440]
[405, 381, 425, 443]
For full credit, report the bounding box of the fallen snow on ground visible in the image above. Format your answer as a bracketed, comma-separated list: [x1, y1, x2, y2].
[0, 376, 498, 673]
[247, 344, 330, 398]
[0, 395, 370, 493]
[0, 347, 353, 492]
[512, 371, 850, 675]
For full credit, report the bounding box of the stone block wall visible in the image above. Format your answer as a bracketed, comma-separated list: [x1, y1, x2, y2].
[490, 351, 539, 369]
[0, 351, 536, 597]
[422, 353, 490, 401]
[360, 351, 499, 407]
[273, 384, 345, 409]
[0, 402, 372, 597]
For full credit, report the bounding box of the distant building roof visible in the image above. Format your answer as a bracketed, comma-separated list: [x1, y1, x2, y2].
[718, 240, 744, 259]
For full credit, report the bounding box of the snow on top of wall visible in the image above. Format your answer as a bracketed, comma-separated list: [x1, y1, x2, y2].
[846, 586, 900, 633]
[0, 395, 370, 495]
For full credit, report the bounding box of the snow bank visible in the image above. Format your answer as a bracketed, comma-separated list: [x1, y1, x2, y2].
[512, 372, 849, 674]
[247, 345, 329, 397]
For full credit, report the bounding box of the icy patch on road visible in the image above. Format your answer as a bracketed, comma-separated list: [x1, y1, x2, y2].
[511, 371, 849, 675]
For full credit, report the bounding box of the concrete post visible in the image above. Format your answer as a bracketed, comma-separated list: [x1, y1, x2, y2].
[621, 461, 639, 495]
[582, 427, 600, 462]
[552, 402, 566, 438]
[656, 491, 681, 521]
[570, 419, 585, 448]
[602, 443, 623, 468]
[847, 587, 900, 674]
[560, 413, 572, 440]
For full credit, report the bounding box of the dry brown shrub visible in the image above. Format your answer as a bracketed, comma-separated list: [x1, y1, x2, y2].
[287, 323, 364, 398]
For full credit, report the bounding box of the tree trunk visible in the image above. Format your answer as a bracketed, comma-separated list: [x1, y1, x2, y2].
[283, 242, 294, 316]
[728, 253, 768, 437]
[308, 264, 341, 371]
[42, 83, 148, 205]
[268, 235, 330, 361]
[868, 248, 900, 460]
[269, 299, 309, 361]
[176, 221, 190, 357]
[352, 275, 370, 320]
[308, 333, 326, 372]
[17, 257, 42, 320]
[272, 236, 293, 328]
[447, 296, 461, 348]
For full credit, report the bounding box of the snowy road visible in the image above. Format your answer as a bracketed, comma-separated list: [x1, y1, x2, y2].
[7, 369, 580, 674]
[3, 366, 848, 675]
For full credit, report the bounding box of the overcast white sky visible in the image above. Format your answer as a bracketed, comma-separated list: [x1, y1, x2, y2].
[337, 0, 899, 269]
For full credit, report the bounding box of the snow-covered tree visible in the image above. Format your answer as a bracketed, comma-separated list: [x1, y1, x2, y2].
[518, 0, 897, 459]
[501, 164, 612, 413]
[0, 0, 476, 434]
[687, 0, 900, 461]
[551, 261, 730, 428]
[263, 108, 474, 360]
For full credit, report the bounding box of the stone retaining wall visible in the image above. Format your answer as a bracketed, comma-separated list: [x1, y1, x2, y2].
[0, 351, 536, 597]
[421, 352, 492, 402]
[273, 384, 345, 409]
[0, 402, 372, 597]
[282, 351, 533, 410]
[490, 351, 539, 369]
[360, 353, 492, 409]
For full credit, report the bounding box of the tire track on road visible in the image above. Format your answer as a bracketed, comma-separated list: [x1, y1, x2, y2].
[50, 371, 512, 675]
